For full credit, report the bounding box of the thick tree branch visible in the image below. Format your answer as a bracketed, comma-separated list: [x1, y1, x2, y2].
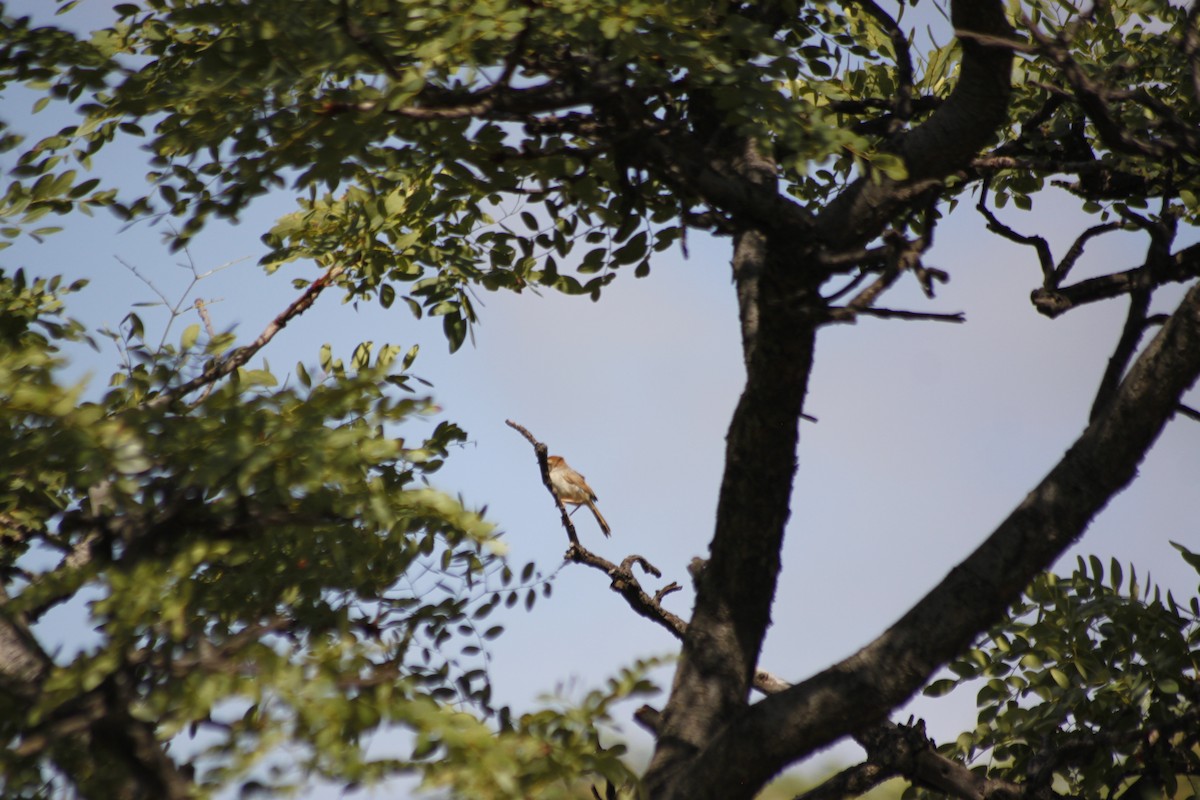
[853, 720, 1025, 800]
[645, 4, 1016, 797]
[0, 617, 192, 800]
[0, 589, 51, 693]
[816, 0, 1015, 249]
[642, 136, 816, 242]
[670, 278, 1200, 798]
[645, 162, 822, 799]
[1187, 0, 1200, 106]
[1031, 242, 1200, 318]
[793, 761, 895, 800]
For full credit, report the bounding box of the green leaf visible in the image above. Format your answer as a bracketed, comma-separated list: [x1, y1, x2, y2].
[180, 323, 200, 350]
[444, 313, 467, 353]
[1170, 541, 1200, 572]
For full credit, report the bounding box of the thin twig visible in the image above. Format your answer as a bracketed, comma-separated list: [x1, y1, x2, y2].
[1090, 290, 1151, 422]
[505, 419, 578, 547]
[1053, 222, 1126, 286]
[1177, 403, 1200, 422]
[976, 183, 1056, 285]
[827, 306, 965, 324]
[148, 265, 344, 409]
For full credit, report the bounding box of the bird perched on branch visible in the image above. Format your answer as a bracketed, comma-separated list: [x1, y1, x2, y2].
[547, 454, 611, 537]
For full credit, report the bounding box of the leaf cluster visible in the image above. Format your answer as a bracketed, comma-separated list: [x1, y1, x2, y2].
[0, 0, 968, 351]
[0, 268, 622, 798]
[920, 547, 1200, 800]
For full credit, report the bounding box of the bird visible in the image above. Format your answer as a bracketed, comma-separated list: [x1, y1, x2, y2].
[546, 454, 611, 537]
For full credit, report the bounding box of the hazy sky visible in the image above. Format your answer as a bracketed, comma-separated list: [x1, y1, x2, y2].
[4, 1, 1199, 795]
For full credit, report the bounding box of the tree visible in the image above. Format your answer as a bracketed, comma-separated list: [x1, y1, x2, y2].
[1, 0, 1199, 798]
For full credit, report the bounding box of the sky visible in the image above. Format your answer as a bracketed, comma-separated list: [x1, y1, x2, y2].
[3, 1, 1199, 796]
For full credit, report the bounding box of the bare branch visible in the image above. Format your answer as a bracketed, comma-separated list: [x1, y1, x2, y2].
[824, 228, 959, 325]
[1032, 243, 1200, 319]
[150, 265, 345, 409]
[844, 264, 902, 312]
[505, 419, 579, 547]
[1052, 222, 1126, 285]
[564, 545, 686, 636]
[1090, 288, 1151, 421]
[827, 306, 966, 324]
[793, 761, 894, 800]
[654, 582, 682, 604]
[1178, 403, 1200, 422]
[976, 184, 1055, 284]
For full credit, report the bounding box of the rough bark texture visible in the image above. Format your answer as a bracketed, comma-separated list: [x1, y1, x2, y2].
[644, 141, 823, 792]
[816, 0, 1015, 248]
[643, 1, 1018, 796]
[667, 279, 1200, 798]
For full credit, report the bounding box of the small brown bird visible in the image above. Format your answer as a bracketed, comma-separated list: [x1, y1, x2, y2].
[547, 454, 611, 537]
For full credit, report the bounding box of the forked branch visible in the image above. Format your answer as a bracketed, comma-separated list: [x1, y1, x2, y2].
[149, 265, 345, 409]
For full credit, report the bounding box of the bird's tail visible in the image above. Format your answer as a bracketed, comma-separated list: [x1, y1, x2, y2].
[586, 498, 611, 537]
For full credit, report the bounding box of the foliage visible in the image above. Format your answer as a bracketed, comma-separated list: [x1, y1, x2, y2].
[0, 0, 1003, 349]
[0, 258, 637, 798]
[2, 0, 1200, 798]
[919, 547, 1200, 800]
[0, 238, 671, 798]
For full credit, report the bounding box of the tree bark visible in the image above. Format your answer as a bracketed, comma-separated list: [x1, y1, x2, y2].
[645, 1, 1017, 796]
[663, 277, 1200, 798]
[817, 0, 1015, 250]
[645, 128, 823, 791]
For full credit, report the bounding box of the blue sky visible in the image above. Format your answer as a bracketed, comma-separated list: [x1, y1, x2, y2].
[3, 0, 1199, 794]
